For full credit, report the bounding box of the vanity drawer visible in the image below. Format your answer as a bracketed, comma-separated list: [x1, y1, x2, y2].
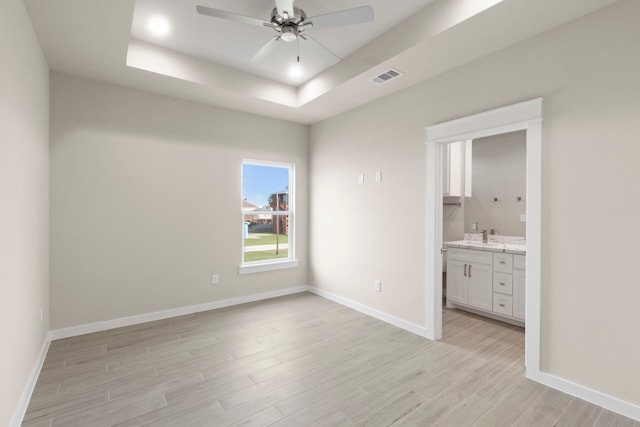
[493, 253, 513, 273]
[493, 294, 513, 316]
[448, 248, 493, 265]
[493, 273, 513, 295]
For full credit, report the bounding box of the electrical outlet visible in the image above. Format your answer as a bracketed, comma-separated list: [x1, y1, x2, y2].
[375, 171, 382, 182]
[212, 274, 220, 285]
[520, 214, 526, 223]
[374, 280, 382, 292]
[358, 173, 364, 184]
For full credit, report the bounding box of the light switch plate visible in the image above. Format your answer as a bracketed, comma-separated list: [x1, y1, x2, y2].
[358, 173, 364, 184]
[375, 171, 382, 182]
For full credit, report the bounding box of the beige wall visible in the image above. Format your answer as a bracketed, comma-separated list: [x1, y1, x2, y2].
[0, 0, 50, 424]
[50, 73, 308, 329]
[465, 131, 527, 236]
[310, 0, 640, 406]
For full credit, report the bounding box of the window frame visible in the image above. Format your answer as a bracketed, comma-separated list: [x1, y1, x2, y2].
[239, 159, 298, 274]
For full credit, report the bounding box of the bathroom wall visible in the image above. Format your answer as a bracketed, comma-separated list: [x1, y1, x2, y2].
[464, 131, 526, 237]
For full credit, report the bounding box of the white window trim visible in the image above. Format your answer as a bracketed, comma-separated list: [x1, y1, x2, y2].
[239, 159, 296, 274]
[239, 259, 299, 275]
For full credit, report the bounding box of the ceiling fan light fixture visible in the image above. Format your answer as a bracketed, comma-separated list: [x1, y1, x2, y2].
[280, 26, 297, 42]
[281, 33, 297, 42]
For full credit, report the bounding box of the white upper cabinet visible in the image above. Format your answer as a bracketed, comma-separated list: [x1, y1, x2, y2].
[443, 140, 472, 197]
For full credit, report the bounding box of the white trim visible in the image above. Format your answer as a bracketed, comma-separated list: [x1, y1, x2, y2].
[528, 371, 640, 422]
[238, 259, 299, 275]
[425, 140, 443, 340]
[50, 286, 310, 340]
[308, 288, 429, 338]
[241, 159, 296, 271]
[11, 332, 51, 427]
[424, 98, 543, 374]
[426, 99, 544, 143]
[524, 120, 542, 372]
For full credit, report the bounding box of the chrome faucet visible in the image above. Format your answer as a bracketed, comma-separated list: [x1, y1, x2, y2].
[481, 230, 488, 244]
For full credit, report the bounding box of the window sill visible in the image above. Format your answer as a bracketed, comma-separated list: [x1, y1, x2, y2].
[238, 259, 299, 275]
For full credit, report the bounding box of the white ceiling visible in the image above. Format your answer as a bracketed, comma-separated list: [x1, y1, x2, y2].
[130, 0, 434, 85]
[24, 0, 620, 124]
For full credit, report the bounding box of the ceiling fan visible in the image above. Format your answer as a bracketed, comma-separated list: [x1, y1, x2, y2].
[196, 0, 374, 64]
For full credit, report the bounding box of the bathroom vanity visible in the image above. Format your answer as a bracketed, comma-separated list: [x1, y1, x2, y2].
[445, 236, 525, 326]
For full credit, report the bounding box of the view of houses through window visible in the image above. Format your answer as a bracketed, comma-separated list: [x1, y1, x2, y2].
[242, 161, 293, 264]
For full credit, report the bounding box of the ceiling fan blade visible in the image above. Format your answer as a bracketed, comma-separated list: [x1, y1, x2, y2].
[274, 0, 295, 19]
[306, 6, 374, 30]
[251, 37, 280, 62]
[196, 5, 270, 28]
[299, 35, 340, 66]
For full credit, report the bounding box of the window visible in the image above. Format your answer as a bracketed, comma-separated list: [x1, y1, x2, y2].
[240, 160, 297, 274]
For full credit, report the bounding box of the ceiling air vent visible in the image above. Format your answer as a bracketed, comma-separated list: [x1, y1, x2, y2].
[370, 68, 404, 85]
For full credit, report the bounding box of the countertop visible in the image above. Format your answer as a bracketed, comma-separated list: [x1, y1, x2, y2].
[445, 238, 526, 255]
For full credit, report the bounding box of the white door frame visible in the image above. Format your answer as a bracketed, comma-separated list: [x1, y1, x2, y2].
[425, 98, 543, 375]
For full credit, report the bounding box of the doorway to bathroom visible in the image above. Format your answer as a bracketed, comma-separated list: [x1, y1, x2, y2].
[441, 131, 526, 335]
[425, 98, 543, 377]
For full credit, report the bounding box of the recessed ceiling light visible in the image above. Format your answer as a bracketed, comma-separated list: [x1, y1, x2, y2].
[147, 15, 171, 37]
[288, 64, 303, 78]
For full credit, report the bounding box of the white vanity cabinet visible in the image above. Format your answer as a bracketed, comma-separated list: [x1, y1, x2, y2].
[446, 259, 468, 305]
[513, 255, 526, 320]
[446, 248, 493, 311]
[446, 246, 525, 326]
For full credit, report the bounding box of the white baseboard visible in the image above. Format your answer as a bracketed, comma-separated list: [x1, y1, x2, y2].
[50, 285, 311, 340]
[11, 332, 51, 427]
[308, 287, 429, 338]
[528, 370, 640, 422]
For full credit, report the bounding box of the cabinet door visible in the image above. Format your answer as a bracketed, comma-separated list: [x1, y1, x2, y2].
[447, 260, 467, 305]
[467, 263, 493, 311]
[513, 269, 526, 320]
[443, 141, 464, 197]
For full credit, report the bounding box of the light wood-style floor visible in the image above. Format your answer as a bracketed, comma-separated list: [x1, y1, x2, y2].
[22, 292, 638, 426]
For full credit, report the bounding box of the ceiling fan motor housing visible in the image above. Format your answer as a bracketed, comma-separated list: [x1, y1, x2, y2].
[270, 6, 307, 23]
[270, 6, 308, 41]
